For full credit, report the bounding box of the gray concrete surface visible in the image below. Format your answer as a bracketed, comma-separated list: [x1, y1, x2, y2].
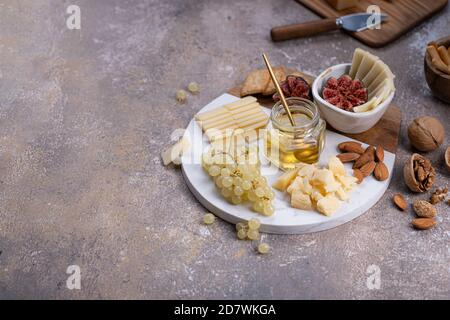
[0, 0, 449, 299]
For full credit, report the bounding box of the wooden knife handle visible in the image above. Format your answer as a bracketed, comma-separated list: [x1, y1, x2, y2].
[271, 18, 339, 42]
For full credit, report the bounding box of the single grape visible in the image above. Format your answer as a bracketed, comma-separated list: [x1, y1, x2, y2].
[176, 89, 187, 103]
[258, 243, 270, 254]
[241, 180, 252, 191]
[203, 213, 215, 225]
[253, 200, 264, 213]
[208, 165, 221, 177]
[248, 218, 261, 230]
[187, 82, 200, 94]
[234, 186, 244, 196]
[221, 187, 232, 198]
[247, 229, 259, 240]
[222, 177, 233, 188]
[220, 168, 231, 177]
[236, 222, 247, 231]
[262, 203, 275, 216]
[248, 190, 258, 202]
[233, 177, 243, 187]
[231, 195, 242, 205]
[255, 187, 265, 198]
[202, 154, 214, 166]
[266, 190, 275, 200]
[215, 176, 223, 188]
[237, 229, 247, 240]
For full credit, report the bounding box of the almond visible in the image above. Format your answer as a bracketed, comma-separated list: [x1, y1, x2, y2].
[375, 146, 384, 162]
[338, 141, 365, 154]
[360, 161, 376, 177]
[353, 169, 364, 184]
[353, 146, 375, 169]
[413, 200, 437, 218]
[412, 218, 436, 230]
[374, 162, 389, 181]
[337, 152, 360, 163]
[393, 193, 407, 211]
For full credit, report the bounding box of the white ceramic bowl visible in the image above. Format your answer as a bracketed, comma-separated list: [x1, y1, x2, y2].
[312, 63, 395, 134]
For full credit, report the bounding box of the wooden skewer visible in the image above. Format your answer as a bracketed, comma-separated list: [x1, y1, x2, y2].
[262, 53, 296, 126]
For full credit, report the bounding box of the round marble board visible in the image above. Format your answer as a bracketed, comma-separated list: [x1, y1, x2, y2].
[181, 93, 394, 234]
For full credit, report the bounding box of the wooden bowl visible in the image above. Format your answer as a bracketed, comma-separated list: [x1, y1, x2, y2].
[425, 36, 450, 103]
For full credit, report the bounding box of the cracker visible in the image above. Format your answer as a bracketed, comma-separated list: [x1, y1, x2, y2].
[262, 66, 286, 96]
[240, 69, 270, 96]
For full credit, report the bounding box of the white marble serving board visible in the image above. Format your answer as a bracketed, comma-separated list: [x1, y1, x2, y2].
[181, 94, 394, 234]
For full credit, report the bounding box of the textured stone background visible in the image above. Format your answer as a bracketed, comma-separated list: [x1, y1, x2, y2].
[0, 0, 449, 299]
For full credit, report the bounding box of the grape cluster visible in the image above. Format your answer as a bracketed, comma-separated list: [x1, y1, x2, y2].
[236, 218, 261, 241]
[202, 145, 275, 216]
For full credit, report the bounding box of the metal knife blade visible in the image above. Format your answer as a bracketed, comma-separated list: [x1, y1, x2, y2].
[338, 13, 389, 32]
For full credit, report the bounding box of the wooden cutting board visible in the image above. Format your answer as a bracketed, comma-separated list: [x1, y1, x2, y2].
[228, 69, 402, 154]
[296, 0, 448, 47]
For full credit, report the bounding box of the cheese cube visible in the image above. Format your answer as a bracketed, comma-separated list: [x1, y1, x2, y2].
[291, 190, 313, 211]
[317, 195, 341, 216]
[310, 169, 335, 187]
[273, 167, 301, 192]
[298, 164, 316, 179]
[328, 156, 346, 176]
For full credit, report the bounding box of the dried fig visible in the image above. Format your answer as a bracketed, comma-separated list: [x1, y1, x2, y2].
[403, 154, 435, 192]
[322, 75, 368, 112]
[408, 116, 445, 152]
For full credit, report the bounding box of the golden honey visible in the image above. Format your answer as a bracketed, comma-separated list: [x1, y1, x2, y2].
[265, 98, 326, 171]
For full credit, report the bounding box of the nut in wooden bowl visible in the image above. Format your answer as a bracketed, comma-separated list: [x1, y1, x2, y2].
[425, 36, 450, 104]
[445, 147, 450, 173]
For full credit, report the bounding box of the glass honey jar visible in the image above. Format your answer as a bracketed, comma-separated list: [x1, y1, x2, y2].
[265, 98, 326, 171]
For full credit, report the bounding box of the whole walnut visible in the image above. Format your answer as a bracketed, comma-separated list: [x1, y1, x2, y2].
[408, 116, 445, 152]
[403, 154, 435, 193]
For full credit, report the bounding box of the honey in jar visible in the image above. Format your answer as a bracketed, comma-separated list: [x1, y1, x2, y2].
[265, 98, 326, 171]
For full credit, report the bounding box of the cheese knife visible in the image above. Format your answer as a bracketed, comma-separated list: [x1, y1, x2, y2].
[271, 13, 388, 42]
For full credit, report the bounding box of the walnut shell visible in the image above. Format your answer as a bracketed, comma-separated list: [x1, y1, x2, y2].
[403, 153, 435, 193]
[408, 116, 445, 152]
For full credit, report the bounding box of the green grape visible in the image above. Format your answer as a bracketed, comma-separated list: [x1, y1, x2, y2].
[221, 187, 232, 198]
[215, 176, 223, 188]
[220, 168, 231, 177]
[241, 193, 248, 201]
[202, 154, 214, 166]
[262, 203, 275, 216]
[231, 195, 242, 205]
[266, 190, 275, 200]
[234, 186, 244, 196]
[248, 218, 261, 230]
[248, 190, 258, 202]
[253, 200, 264, 213]
[255, 176, 267, 186]
[242, 172, 254, 181]
[236, 222, 247, 231]
[208, 165, 221, 177]
[237, 229, 247, 240]
[233, 177, 243, 187]
[255, 187, 265, 198]
[258, 243, 270, 254]
[247, 229, 259, 240]
[241, 180, 252, 191]
[222, 177, 233, 188]
[203, 213, 215, 225]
